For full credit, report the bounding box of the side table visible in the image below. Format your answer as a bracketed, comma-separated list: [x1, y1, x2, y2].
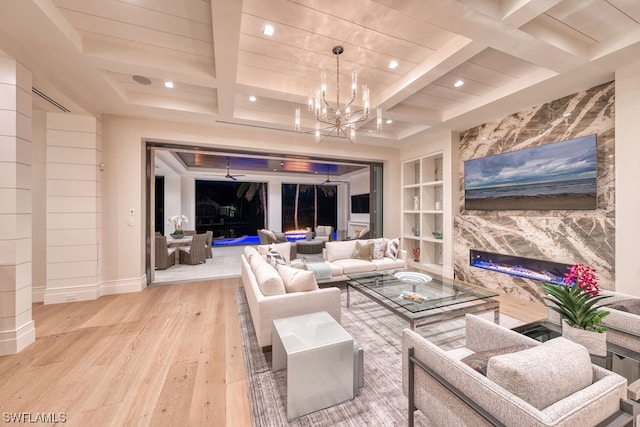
[272, 311, 356, 419]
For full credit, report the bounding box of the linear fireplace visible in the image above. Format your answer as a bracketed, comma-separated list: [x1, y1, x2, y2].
[470, 250, 570, 284]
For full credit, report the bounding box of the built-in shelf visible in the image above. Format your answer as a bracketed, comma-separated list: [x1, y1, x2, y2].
[401, 152, 447, 276]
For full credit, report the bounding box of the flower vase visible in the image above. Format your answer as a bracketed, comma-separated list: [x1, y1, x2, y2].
[561, 319, 607, 357]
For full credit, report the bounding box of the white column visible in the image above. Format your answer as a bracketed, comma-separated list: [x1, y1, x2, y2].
[615, 63, 640, 296]
[0, 54, 35, 355]
[180, 176, 195, 230]
[268, 178, 283, 231]
[44, 113, 101, 304]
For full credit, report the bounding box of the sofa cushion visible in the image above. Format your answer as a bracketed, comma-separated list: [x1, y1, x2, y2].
[264, 248, 286, 267]
[277, 264, 319, 293]
[369, 238, 386, 260]
[325, 240, 357, 262]
[385, 238, 400, 259]
[250, 251, 269, 270]
[253, 263, 286, 296]
[352, 240, 374, 260]
[333, 258, 376, 275]
[486, 337, 592, 410]
[244, 246, 259, 261]
[372, 257, 406, 271]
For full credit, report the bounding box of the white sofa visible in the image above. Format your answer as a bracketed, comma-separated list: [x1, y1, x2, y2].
[319, 238, 407, 283]
[240, 246, 341, 348]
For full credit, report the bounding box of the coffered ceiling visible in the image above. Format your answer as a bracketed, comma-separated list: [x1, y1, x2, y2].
[1, 0, 640, 147]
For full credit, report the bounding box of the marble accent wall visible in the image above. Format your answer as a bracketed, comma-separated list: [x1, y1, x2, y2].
[455, 81, 615, 302]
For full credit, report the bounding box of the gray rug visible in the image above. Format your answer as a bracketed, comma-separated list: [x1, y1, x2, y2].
[236, 288, 521, 426]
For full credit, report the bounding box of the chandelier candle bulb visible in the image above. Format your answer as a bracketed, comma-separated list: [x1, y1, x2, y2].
[294, 45, 381, 143]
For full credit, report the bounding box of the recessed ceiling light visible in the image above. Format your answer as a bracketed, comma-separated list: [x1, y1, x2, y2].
[562, 112, 571, 117]
[388, 60, 399, 70]
[132, 75, 151, 85]
[386, 119, 393, 124]
[164, 81, 174, 88]
[454, 80, 464, 88]
[249, 95, 257, 102]
[263, 24, 275, 36]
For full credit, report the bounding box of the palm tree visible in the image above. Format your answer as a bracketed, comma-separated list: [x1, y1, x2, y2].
[236, 182, 267, 228]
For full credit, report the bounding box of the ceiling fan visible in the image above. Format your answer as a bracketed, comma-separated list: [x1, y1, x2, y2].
[222, 160, 245, 181]
[320, 165, 347, 185]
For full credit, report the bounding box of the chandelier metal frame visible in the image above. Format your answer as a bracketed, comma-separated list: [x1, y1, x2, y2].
[295, 45, 382, 143]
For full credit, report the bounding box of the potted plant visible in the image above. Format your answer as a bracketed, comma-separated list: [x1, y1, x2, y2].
[168, 214, 189, 238]
[543, 263, 611, 356]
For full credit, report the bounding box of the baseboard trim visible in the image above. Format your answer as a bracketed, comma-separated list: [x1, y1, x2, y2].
[43, 275, 147, 305]
[0, 321, 36, 356]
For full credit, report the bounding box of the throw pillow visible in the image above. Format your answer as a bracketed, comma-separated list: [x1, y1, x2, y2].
[287, 259, 307, 270]
[610, 299, 640, 315]
[264, 248, 286, 267]
[385, 238, 399, 259]
[274, 232, 288, 243]
[352, 240, 373, 261]
[369, 238, 386, 260]
[461, 345, 533, 375]
[277, 264, 318, 293]
[486, 337, 592, 410]
[268, 242, 292, 263]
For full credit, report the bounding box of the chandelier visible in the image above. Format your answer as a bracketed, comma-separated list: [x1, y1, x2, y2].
[295, 45, 382, 143]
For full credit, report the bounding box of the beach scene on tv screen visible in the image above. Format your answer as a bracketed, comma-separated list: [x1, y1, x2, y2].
[464, 134, 597, 210]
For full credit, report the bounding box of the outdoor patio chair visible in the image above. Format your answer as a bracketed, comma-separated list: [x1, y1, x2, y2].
[178, 233, 207, 265]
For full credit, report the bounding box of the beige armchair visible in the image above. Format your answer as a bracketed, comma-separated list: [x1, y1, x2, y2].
[314, 225, 334, 242]
[403, 314, 637, 426]
[155, 236, 176, 270]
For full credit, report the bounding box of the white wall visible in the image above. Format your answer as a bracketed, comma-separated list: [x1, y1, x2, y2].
[615, 62, 640, 296]
[31, 110, 46, 302]
[348, 170, 370, 225]
[101, 115, 399, 286]
[163, 176, 181, 235]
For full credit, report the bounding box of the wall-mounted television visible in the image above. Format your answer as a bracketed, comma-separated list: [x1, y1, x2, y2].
[351, 193, 370, 213]
[464, 134, 597, 210]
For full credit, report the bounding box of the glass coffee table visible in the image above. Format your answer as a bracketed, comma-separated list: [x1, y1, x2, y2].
[346, 270, 500, 330]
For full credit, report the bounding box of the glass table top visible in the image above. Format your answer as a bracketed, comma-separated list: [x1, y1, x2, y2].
[347, 270, 499, 314]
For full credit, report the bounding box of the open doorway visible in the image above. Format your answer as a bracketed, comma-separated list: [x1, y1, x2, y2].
[145, 142, 382, 285]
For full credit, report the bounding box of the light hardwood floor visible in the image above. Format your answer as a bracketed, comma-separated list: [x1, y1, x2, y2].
[0, 277, 546, 427]
[0, 278, 252, 427]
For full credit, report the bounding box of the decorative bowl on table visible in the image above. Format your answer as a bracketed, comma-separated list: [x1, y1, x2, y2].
[170, 232, 185, 239]
[432, 231, 443, 239]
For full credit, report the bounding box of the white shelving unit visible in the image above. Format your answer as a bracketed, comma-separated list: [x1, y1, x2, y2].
[401, 153, 446, 274]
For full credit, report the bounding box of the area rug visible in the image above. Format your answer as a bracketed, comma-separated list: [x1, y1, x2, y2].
[236, 288, 522, 427]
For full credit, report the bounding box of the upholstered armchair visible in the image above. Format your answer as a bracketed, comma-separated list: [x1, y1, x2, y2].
[403, 314, 637, 426]
[314, 225, 334, 242]
[257, 229, 287, 244]
[178, 233, 207, 265]
[155, 236, 176, 270]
